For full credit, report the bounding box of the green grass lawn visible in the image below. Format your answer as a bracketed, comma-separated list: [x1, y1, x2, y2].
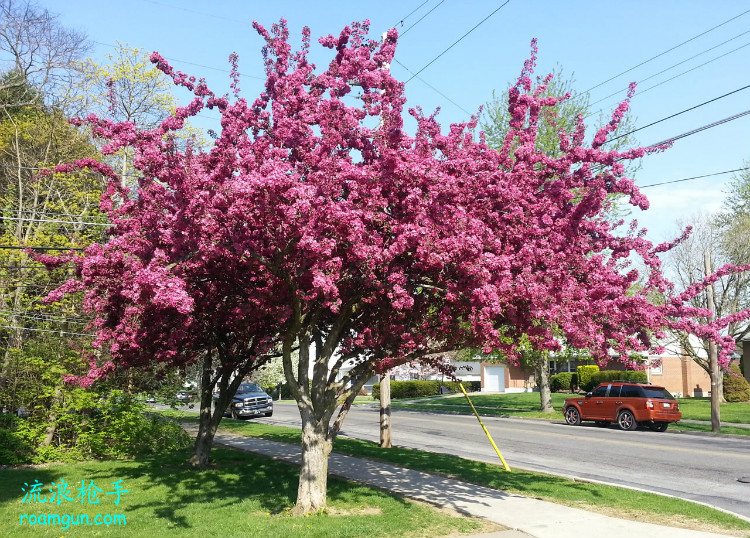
[171, 414, 750, 536]
[0, 447, 493, 538]
[675, 397, 750, 423]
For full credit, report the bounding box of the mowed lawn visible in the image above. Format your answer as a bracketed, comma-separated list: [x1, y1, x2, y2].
[390, 392, 750, 434]
[0, 448, 493, 538]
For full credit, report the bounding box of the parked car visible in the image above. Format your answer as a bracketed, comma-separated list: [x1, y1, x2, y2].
[176, 390, 191, 403]
[563, 382, 681, 432]
[222, 382, 273, 420]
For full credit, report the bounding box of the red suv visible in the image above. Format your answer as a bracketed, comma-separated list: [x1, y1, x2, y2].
[563, 382, 681, 432]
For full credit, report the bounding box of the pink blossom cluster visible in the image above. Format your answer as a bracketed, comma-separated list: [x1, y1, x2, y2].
[42, 21, 750, 385]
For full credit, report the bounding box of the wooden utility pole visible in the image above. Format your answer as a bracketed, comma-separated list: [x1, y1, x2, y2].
[379, 372, 392, 448]
[704, 252, 721, 433]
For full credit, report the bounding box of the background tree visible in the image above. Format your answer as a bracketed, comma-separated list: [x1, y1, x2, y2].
[0, 0, 88, 110]
[480, 68, 641, 412]
[69, 43, 202, 181]
[665, 214, 750, 399]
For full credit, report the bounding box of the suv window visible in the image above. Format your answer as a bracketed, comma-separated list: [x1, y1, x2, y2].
[609, 385, 621, 398]
[620, 385, 642, 397]
[641, 386, 675, 400]
[592, 385, 608, 397]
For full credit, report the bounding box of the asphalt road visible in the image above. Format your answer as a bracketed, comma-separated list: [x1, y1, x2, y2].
[256, 401, 750, 520]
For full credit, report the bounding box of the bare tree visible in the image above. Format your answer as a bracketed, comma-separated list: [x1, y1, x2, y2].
[665, 213, 750, 404]
[0, 0, 89, 109]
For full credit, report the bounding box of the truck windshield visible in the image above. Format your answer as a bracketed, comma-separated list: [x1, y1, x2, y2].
[238, 383, 262, 394]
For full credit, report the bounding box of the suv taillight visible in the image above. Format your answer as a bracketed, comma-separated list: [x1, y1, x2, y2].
[645, 400, 654, 409]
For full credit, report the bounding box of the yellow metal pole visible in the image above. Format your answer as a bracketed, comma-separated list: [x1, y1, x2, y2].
[459, 383, 511, 472]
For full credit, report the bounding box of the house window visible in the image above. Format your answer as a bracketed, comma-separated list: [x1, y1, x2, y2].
[650, 358, 663, 375]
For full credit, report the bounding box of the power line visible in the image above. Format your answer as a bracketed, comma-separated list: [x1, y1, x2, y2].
[586, 41, 750, 114]
[0, 310, 89, 326]
[0, 216, 110, 227]
[639, 167, 750, 189]
[645, 109, 750, 149]
[0, 246, 85, 251]
[399, 1, 446, 37]
[581, 9, 750, 95]
[0, 324, 93, 337]
[405, 1, 511, 83]
[393, 59, 473, 115]
[1, 209, 108, 222]
[393, 0, 432, 29]
[603, 85, 750, 145]
[92, 40, 265, 81]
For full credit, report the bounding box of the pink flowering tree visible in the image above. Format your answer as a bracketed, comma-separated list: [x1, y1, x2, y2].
[43, 20, 750, 513]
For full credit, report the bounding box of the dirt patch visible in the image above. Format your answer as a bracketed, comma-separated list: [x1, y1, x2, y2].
[325, 506, 383, 516]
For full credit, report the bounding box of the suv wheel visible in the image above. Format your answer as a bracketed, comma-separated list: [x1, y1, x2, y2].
[617, 410, 638, 431]
[564, 406, 581, 425]
[650, 422, 668, 432]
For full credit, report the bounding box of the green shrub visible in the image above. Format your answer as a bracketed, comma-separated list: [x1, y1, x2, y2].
[550, 372, 574, 392]
[577, 365, 600, 392]
[723, 365, 750, 402]
[590, 370, 648, 387]
[372, 380, 469, 400]
[0, 389, 191, 463]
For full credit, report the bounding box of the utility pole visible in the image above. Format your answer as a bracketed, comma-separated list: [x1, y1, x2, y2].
[347, 30, 393, 448]
[704, 252, 721, 433]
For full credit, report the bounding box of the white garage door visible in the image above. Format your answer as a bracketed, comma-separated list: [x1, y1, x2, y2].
[483, 365, 506, 392]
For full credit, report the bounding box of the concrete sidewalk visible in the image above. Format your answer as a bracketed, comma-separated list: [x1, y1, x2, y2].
[207, 428, 734, 538]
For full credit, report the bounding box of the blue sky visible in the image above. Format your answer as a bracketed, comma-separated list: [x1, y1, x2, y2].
[46, 0, 750, 243]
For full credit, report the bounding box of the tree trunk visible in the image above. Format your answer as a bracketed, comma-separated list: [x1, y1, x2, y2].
[294, 417, 332, 515]
[189, 353, 224, 468]
[536, 352, 554, 413]
[704, 253, 721, 433]
[379, 371, 392, 448]
[42, 384, 64, 447]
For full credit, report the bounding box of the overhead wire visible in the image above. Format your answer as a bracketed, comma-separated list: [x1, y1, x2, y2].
[0, 325, 93, 337]
[399, 1, 446, 37]
[639, 167, 750, 189]
[405, 0, 511, 83]
[602, 84, 750, 145]
[393, 59, 474, 115]
[1, 209, 108, 221]
[0, 216, 110, 227]
[580, 8, 750, 95]
[586, 41, 750, 115]
[392, 0, 432, 28]
[644, 109, 750, 149]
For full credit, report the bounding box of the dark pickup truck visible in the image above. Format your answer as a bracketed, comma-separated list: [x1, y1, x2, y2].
[222, 382, 273, 419]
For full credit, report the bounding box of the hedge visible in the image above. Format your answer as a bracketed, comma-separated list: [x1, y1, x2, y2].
[723, 364, 750, 402]
[372, 380, 480, 400]
[590, 370, 648, 388]
[576, 365, 600, 392]
[549, 372, 575, 393]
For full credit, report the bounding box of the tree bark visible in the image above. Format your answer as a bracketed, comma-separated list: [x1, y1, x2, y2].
[42, 383, 64, 447]
[536, 352, 554, 413]
[379, 371, 392, 448]
[294, 416, 332, 514]
[704, 253, 721, 433]
[189, 353, 224, 468]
